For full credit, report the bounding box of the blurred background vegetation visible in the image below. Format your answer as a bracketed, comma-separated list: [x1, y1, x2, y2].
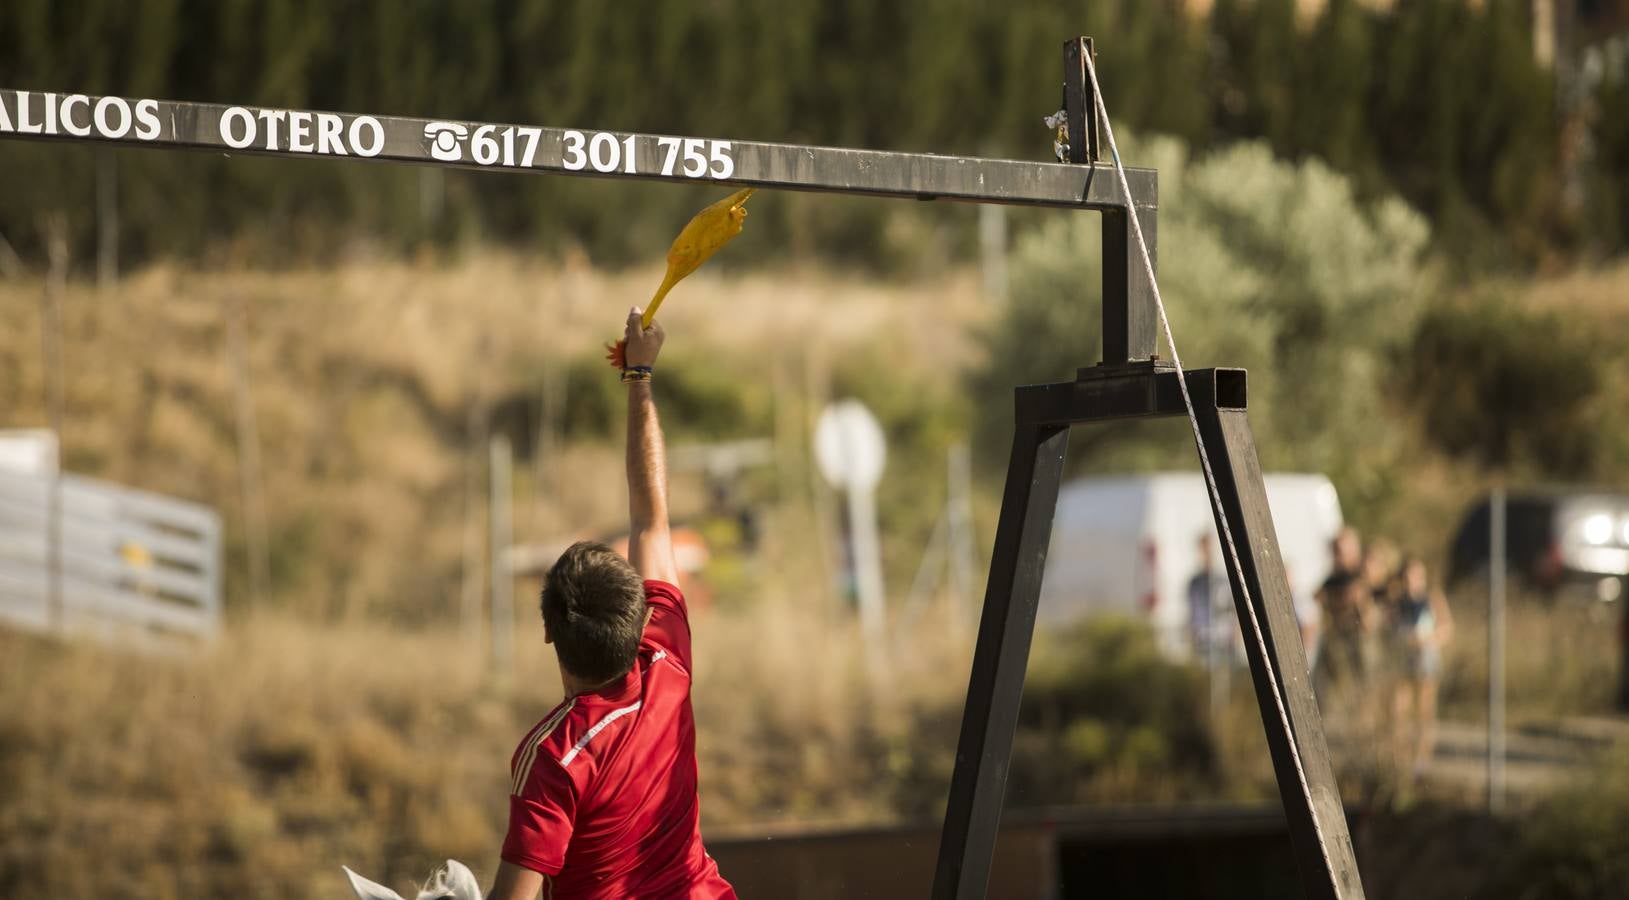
[1, 0, 1626, 271]
[5, 1, 1629, 897]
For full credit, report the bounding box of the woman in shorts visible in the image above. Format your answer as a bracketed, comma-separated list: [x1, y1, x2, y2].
[1392, 557, 1453, 778]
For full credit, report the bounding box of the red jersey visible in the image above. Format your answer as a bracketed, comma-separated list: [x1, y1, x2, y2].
[503, 581, 735, 899]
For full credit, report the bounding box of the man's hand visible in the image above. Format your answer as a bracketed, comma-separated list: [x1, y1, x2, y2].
[623, 306, 665, 369]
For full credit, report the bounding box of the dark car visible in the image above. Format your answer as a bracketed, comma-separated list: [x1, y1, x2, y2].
[1447, 489, 1629, 600]
[1448, 490, 1629, 712]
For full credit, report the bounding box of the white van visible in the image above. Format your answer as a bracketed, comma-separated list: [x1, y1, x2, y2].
[1036, 472, 1344, 657]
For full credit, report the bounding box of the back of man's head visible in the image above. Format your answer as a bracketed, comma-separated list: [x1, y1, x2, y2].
[541, 541, 647, 685]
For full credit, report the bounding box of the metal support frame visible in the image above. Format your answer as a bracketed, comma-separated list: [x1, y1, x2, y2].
[931, 363, 1363, 900]
[0, 33, 1357, 899]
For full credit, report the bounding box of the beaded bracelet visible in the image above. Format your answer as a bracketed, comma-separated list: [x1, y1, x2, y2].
[620, 366, 654, 384]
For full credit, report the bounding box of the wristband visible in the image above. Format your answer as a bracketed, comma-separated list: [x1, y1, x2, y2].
[620, 366, 654, 384]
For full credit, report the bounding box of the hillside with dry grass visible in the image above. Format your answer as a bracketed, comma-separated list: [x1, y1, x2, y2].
[0, 600, 977, 898]
[2, 581, 1617, 899]
[5, 255, 1629, 898]
[0, 254, 987, 622]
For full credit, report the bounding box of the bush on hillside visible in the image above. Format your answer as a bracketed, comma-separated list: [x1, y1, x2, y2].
[1006, 616, 1214, 806]
[1406, 293, 1603, 474]
[970, 133, 1431, 515]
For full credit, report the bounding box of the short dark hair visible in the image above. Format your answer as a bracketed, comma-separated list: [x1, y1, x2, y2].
[540, 541, 647, 684]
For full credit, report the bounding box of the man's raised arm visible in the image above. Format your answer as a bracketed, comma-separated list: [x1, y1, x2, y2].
[622, 307, 680, 585]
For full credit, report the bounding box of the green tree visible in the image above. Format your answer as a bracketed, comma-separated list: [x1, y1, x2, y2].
[1292, 0, 1374, 178]
[1208, 0, 1299, 150]
[970, 132, 1431, 511]
[1405, 292, 1603, 474]
[0, 0, 1591, 271]
[1592, 59, 1629, 249]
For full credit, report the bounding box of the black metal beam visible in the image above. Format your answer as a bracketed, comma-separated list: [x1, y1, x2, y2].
[931, 421, 1069, 900]
[1100, 201, 1159, 364]
[1061, 34, 1158, 364]
[0, 88, 1156, 211]
[0, 84, 1162, 367]
[1015, 365, 1243, 427]
[1188, 370, 1365, 900]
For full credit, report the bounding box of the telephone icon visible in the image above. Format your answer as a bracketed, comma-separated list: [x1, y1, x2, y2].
[424, 122, 469, 161]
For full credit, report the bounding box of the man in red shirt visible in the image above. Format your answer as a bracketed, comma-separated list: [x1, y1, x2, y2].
[487, 309, 736, 900]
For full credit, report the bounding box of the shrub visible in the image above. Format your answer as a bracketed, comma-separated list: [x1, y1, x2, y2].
[1497, 749, 1629, 899]
[1006, 616, 1214, 806]
[970, 133, 1431, 517]
[1405, 292, 1603, 475]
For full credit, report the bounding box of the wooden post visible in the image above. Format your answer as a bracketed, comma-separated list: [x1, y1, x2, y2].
[41, 216, 68, 634]
[947, 442, 977, 634]
[97, 149, 118, 290]
[490, 432, 515, 681]
[227, 292, 270, 614]
[460, 418, 486, 646]
[1489, 484, 1507, 812]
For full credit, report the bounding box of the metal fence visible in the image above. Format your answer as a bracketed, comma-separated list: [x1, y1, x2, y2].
[0, 468, 221, 646]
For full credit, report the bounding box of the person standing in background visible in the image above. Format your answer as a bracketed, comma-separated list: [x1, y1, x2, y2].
[1315, 528, 1370, 708]
[1187, 535, 1219, 660]
[1392, 557, 1453, 779]
[1188, 534, 1234, 721]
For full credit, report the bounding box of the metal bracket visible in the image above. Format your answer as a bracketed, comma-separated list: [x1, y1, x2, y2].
[1063, 37, 1101, 165]
[1061, 36, 1160, 367]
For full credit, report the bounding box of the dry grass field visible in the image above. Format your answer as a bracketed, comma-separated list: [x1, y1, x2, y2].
[0, 601, 977, 899]
[0, 253, 987, 622]
[2, 580, 1615, 899]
